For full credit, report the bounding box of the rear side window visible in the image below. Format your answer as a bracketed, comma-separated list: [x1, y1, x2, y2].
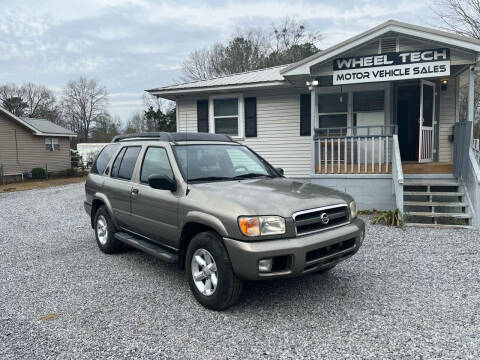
[111, 146, 141, 180]
[111, 147, 127, 178]
[140, 147, 174, 183]
[91, 144, 119, 175]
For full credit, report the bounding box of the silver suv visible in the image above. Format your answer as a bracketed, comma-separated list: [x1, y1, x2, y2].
[84, 132, 365, 310]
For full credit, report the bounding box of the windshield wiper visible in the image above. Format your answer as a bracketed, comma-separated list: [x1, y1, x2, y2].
[189, 176, 233, 183]
[232, 173, 273, 180]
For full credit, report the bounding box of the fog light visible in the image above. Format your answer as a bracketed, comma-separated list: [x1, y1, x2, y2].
[258, 258, 273, 273]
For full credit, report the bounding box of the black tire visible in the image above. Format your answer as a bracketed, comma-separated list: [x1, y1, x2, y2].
[186, 231, 243, 310]
[93, 205, 123, 254]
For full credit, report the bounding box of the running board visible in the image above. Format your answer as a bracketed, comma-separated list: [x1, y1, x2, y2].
[114, 232, 178, 264]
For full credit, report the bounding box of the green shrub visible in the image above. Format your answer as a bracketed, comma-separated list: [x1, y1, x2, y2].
[65, 168, 76, 177]
[31, 167, 47, 179]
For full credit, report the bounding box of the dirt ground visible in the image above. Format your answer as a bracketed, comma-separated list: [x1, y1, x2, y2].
[0, 176, 86, 193]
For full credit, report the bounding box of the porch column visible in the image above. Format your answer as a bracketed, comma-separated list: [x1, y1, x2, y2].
[310, 88, 317, 175]
[468, 65, 475, 123]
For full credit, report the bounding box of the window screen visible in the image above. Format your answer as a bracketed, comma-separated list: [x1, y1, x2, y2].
[140, 147, 173, 183]
[91, 144, 119, 175]
[353, 90, 384, 112]
[318, 93, 348, 113]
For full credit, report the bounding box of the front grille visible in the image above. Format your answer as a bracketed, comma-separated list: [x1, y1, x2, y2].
[293, 204, 349, 235]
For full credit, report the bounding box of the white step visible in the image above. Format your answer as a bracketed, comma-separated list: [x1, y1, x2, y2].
[405, 223, 473, 230]
[405, 211, 471, 219]
[404, 180, 459, 187]
[404, 201, 467, 207]
[404, 191, 464, 196]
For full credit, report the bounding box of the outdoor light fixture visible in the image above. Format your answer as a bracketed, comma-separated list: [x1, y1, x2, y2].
[441, 79, 448, 91]
[306, 79, 319, 91]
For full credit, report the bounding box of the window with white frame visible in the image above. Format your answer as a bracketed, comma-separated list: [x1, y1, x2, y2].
[45, 138, 60, 151]
[212, 98, 239, 136]
[317, 93, 348, 136]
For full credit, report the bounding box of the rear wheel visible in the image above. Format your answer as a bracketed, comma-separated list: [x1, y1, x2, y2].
[186, 231, 243, 310]
[94, 206, 122, 254]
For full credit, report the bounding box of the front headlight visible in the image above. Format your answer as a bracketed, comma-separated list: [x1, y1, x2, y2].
[349, 201, 357, 219]
[238, 216, 286, 236]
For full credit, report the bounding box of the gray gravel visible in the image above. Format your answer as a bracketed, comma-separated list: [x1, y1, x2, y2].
[1, 183, 479, 359]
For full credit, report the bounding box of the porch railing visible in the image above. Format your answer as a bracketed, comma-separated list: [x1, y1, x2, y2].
[453, 122, 480, 228]
[314, 126, 395, 174]
[315, 125, 397, 138]
[392, 135, 404, 213]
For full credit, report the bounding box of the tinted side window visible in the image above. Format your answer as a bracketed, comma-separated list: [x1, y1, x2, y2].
[111, 147, 126, 178]
[140, 147, 173, 183]
[91, 144, 119, 174]
[117, 146, 141, 180]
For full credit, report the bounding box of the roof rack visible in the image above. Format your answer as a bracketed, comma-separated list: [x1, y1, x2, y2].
[111, 132, 235, 143]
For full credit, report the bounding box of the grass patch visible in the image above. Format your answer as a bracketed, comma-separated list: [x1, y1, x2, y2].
[1, 176, 86, 193]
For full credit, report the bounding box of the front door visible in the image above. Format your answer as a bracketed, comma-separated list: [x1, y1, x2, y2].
[418, 80, 435, 163]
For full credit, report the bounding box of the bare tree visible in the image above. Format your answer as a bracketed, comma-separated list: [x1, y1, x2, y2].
[180, 17, 322, 81]
[125, 111, 147, 133]
[432, 0, 480, 38]
[22, 82, 58, 119]
[0, 82, 61, 123]
[432, 0, 480, 137]
[0, 83, 27, 116]
[271, 17, 322, 53]
[60, 77, 109, 142]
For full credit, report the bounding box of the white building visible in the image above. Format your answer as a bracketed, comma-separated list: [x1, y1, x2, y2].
[148, 20, 480, 229]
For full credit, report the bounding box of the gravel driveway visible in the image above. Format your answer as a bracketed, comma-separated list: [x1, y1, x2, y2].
[1, 183, 479, 359]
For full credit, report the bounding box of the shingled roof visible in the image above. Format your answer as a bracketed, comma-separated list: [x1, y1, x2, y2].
[0, 106, 76, 137]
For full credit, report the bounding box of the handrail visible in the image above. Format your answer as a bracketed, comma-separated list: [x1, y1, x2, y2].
[392, 135, 404, 213]
[314, 125, 398, 139]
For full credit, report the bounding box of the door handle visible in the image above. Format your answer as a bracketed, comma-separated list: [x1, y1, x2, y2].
[131, 188, 139, 195]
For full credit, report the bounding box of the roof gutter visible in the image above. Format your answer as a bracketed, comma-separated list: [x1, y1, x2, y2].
[33, 133, 77, 138]
[147, 80, 289, 97]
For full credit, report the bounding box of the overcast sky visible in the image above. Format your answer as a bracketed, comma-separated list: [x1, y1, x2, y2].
[0, 0, 436, 124]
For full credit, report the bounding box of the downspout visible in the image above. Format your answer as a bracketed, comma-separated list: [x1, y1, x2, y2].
[15, 129, 19, 163]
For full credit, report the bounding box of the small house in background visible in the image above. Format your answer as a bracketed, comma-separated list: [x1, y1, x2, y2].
[0, 106, 76, 183]
[148, 20, 480, 229]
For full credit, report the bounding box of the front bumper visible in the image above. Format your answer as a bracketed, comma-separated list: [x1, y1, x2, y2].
[224, 218, 365, 280]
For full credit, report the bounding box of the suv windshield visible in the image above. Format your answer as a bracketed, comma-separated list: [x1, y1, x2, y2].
[173, 144, 278, 182]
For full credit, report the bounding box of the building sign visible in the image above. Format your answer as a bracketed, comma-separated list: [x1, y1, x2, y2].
[332, 48, 450, 85]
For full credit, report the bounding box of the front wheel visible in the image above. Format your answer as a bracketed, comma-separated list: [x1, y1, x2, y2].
[186, 231, 243, 310]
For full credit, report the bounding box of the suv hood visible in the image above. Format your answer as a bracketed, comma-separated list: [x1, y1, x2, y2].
[189, 177, 352, 218]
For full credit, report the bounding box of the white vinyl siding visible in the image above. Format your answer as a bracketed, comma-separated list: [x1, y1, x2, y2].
[177, 93, 311, 178]
[438, 77, 456, 162]
[0, 113, 71, 174]
[243, 95, 311, 177]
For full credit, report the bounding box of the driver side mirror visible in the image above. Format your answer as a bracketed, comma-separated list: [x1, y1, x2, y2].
[276, 168, 284, 176]
[148, 175, 177, 192]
